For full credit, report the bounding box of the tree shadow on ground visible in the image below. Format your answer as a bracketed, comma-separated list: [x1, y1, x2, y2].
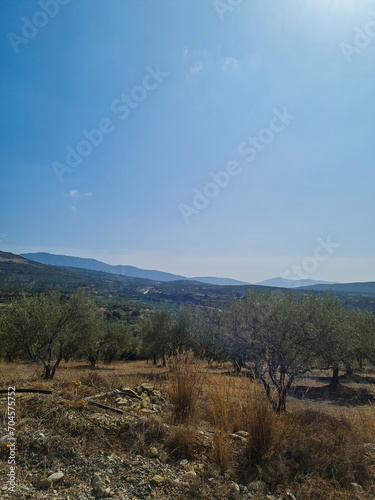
[313, 374, 375, 385]
[290, 383, 375, 406]
[67, 364, 116, 371]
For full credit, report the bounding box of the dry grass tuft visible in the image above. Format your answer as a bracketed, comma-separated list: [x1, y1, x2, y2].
[207, 375, 237, 472]
[166, 351, 205, 423]
[164, 425, 204, 460]
[279, 408, 375, 489]
[241, 379, 280, 479]
[119, 415, 165, 453]
[79, 371, 112, 392]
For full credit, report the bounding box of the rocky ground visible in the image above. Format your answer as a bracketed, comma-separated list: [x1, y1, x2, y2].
[1, 364, 374, 500]
[0, 382, 303, 500]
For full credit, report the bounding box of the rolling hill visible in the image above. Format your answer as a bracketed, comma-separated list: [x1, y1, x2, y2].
[20, 252, 249, 286]
[297, 281, 375, 294]
[1, 251, 375, 313]
[256, 277, 338, 288]
[0, 251, 253, 308]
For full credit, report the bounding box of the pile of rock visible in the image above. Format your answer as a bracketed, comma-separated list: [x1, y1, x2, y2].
[115, 383, 164, 414]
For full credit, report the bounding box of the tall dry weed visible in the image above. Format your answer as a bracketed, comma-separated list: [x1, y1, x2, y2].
[166, 351, 205, 423]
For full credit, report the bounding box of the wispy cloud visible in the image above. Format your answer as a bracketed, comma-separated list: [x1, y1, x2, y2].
[71, 206, 76, 212]
[191, 62, 203, 74]
[84, 192, 93, 197]
[67, 189, 79, 198]
[223, 57, 238, 71]
[183, 48, 188, 56]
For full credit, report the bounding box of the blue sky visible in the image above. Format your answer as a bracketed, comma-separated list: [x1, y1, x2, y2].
[1, 0, 375, 283]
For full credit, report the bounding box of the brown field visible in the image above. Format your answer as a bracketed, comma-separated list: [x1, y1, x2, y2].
[1, 359, 375, 499]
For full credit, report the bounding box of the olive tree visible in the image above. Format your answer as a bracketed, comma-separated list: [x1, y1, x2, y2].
[140, 307, 173, 365]
[314, 293, 354, 389]
[2, 288, 102, 379]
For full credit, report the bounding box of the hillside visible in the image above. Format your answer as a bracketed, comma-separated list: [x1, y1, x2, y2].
[0, 251, 253, 308]
[298, 281, 375, 295]
[256, 277, 338, 288]
[20, 252, 249, 286]
[2, 251, 375, 313]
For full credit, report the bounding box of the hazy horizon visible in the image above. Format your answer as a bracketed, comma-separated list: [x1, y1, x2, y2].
[1, 1, 374, 284]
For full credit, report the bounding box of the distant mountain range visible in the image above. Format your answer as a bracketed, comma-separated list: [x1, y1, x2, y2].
[0, 250, 255, 310]
[20, 252, 250, 286]
[256, 277, 338, 289]
[1, 251, 375, 313]
[18, 253, 375, 294]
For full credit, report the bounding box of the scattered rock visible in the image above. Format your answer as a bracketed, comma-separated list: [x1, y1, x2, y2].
[150, 474, 164, 486]
[206, 463, 221, 478]
[184, 470, 197, 479]
[230, 481, 240, 494]
[121, 387, 142, 400]
[247, 480, 268, 494]
[96, 485, 111, 497]
[0, 435, 13, 447]
[140, 383, 155, 394]
[286, 493, 297, 500]
[158, 451, 168, 463]
[39, 478, 52, 489]
[47, 471, 64, 483]
[91, 475, 111, 497]
[141, 397, 151, 409]
[149, 447, 159, 458]
[235, 430, 248, 438]
[350, 483, 363, 493]
[116, 399, 129, 406]
[229, 433, 247, 442]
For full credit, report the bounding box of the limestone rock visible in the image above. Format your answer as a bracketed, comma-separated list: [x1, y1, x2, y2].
[39, 478, 52, 489]
[47, 471, 64, 483]
[150, 474, 164, 486]
[140, 383, 155, 394]
[247, 480, 267, 494]
[184, 470, 197, 479]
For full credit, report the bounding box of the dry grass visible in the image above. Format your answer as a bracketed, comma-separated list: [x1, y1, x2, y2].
[118, 415, 165, 454]
[166, 351, 206, 423]
[278, 408, 375, 490]
[1, 359, 375, 499]
[207, 374, 240, 472]
[242, 379, 280, 476]
[164, 424, 204, 460]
